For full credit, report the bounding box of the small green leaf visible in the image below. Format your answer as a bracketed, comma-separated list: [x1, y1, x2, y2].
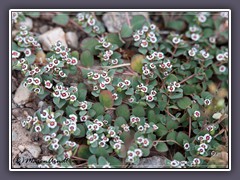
[120, 23, 133, 38]
[166, 20, 186, 31]
[25, 12, 40, 18]
[131, 54, 144, 74]
[116, 104, 130, 120]
[176, 132, 190, 145]
[106, 33, 124, 48]
[156, 142, 168, 152]
[131, 15, 146, 31]
[177, 97, 192, 109]
[99, 90, 114, 108]
[77, 145, 92, 159]
[114, 117, 127, 127]
[25, 54, 36, 65]
[80, 50, 94, 68]
[52, 13, 69, 26]
[155, 123, 168, 137]
[80, 37, 100, 55]
[173, 152, 185, 161]
[132, 105, 145, 117]
[92, 102, 105, 117]
[71, 51, 79, 59]
[166, 131, 177, 145]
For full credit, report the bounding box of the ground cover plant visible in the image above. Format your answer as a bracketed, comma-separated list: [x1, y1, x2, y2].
[11, 11, 229, 169]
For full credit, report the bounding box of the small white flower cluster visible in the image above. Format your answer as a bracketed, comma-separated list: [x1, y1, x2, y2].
[167, 81, 181, 93]
[170, 160, 188, 168]
[216, 51, 228, 73]
[126, 148, 143, 163]
[117, 79, 131, 90]
[14, 26, 41, 49]
[52, 83, 78, 102]
[186, 25, 202, 41]
[97, 36, 120, 66]
[23, 76, 42, 94]
[171, 34, 182, 45]
[12, 12, 24, 23]
[146, 51, 165, 61]
[76, 12, 101, 35]
[196, 133, 212, 155]
[188, 47, 211, 60]
[88, 71, 112, 91]
[61, 114, 78, 136]
[196, 12, 210, 23]
[145, 90, 157, 102]
[136, 83, 148, 93]
[21, 114, 41, 131]
[133, 24, 159, 48]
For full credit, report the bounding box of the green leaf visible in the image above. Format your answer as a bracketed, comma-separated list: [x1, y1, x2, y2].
[25, 54, 36, 65]
[80, 37, 100, 55]
[176, 132, 190, 145]
[77, 145, 92, 159]
[165, 74, 178, 85]
[80, 50, 94, 67]
[52, 13, 69, 26]
[131, 54, 144, 74]
[106, 33, 124, 48]
[71, 51, 79, 59]
[114, 117, 127, 127]
[173, 152, 185, 161]
[147, 110, 158, 123]
[132, 105, 145, 117]
[166, 119, 178, 130]
[25, 12, 40, 18]
[166, 131, 177, 145]
[92, 102, 105, 117]
[77, 124, 86, 138]
[98, 156, 109, 166]
[156, 142, 168, 152]
[166, 20, 185, 31]
[155, 123, 168, 137]
[116, 104, 130, 120]
[177, 97, 192, 109]
[58, 136, 70, 145]
[106, 156, 122, 168]
[99, 90, 114, 108]
[182, 85, 196, 95]
[88, 155, 97, 165]
[120, 23, 133, 38]
[131, 15, 146, 31]
[77, 83, 87, 101]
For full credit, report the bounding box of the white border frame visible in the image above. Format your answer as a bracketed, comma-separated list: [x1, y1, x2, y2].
[9, 9, 231, 171]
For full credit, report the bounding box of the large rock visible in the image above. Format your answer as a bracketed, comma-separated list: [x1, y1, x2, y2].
[15, 17, 33, 30]
[66, 31, 78, 49]
[39, 27, 67, 51]
[26, 144, 41, 158]
[13, 83, 32, 105]
[132, 156, 167, 168]
[16, 151, 38, 168]
[102, 12, 149, 33]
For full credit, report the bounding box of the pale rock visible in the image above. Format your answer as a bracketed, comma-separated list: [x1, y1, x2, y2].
[102, 12, 149, 33]
[132, 156, 167, 168]
[26, 144, 41, 158]
[39, 27, 67, 51]
[18, 145, 25, 152]
[66, 31, 78, 49]
[13, 83, 32, 105]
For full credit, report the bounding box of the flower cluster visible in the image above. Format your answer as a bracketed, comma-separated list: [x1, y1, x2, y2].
[167, 81, 181, 93]
[76, 12, 104, 36]
[52, 83, 78, 102]
[185, 25, 202, 41]
[12, 12, 25, 24]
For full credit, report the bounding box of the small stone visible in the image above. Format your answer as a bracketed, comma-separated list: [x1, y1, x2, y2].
[12, 131, 18, 141]
[15, 17, 33, 30]
[132, 156, 167, 168]
[102, 12, 149, 33]
[66, 31, 78, 49]
[35, 50, 47, 66]
[39, 25, 49, 34]
[13, 83, 32, 105]
[18, 145, 25, 152]
[25, 144, 41, 158]
[39, 27, 67, 51]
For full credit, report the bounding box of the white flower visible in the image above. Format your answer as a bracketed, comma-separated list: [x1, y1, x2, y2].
[142, 25, 149, 32]
[44, 135, 51, 142]
[137, 30, 144, 35]
[157, 52, 164, 60]
[203, 133, 212, 143]
[143, 69, 150, 75]
[198, 14, 207, 23]
[202, 52, 209, 59]
[140, 86, 148, 93]
[173, 81, 180, 88]
[224, 52, 228, 59]
[127, 150, 136, 158]
[59, 71, 67, 77]
[133, 34, 140, 41]
[99, 82, 106, 89]
[79, 101, 88, 110]
[209, 36, 216, 44]
[48, 119, 57, 129]
[68, 124, 77, 132]
[70, 95, 77, 102]
[220, 12, 228, 18]
[204, 99, 211, 105]
[165, 61, 172, 68]
[92, 73, 100, 80]
[69, 114, 77, 122]
[146, 54, 154, 60]
[34, 88, 41, 94]
[172, 37, 181, 44]
[60, 90, 69, 99]
[53, 90, 60, 97]
[188, 49, 196, 57]
[113, 143, 122, 150]
[87, 18, 95, 26]
[12, 50, 20, 58]
[200, 143, 208, 149]
[140, 40, 148, 48]
[93, 25, 99, 32]
[33, 78, 41, 85]
[219, 65, 227, 73]
[112, 93, 118, 100]
[44, 80, 52, 89]
[35, 125, 42, 132]
[197, 147, 205, 155]
[171, 160, 180, 167]
[102, 164, 111, 168]
[108, 129, 116, 137]
[194, 111, 201, 118]
[104, 77, 111, 84]
[197, 136, 204, 141]
[150, 36, 157, 43]
[189, 26, 198, 32]
[111, 59, 118, 65]
[52, 143, 59, 150]
[184, 143, 190, 150]
[80, 115, 88, 122]
[133, 149, 142, 157]
[146, 95, 154, 102]
[102, 42, 111, 48]
[191, 33, 200, 41]
[22, 64, 28, 71]
[150, 24, 156, 30]
[24, 48, 31, 57]
[167, 85, 175, 92]
[143, 138, 150, 147]
[193, 158, 201, 165]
